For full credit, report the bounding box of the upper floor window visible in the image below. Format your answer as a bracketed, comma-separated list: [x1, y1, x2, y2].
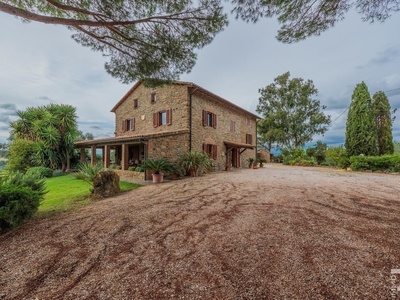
[247, 117, 251, 126]
[246, 133, 253, 145]
[151, 92, 156, 104]
[153, 109, 172, 127]
[159, 111, 167, 125]
[230, 120, 236, 133]
[133, 98, 138, 109]
[122, 118, 135, 132]
[202, 110, 217, 128]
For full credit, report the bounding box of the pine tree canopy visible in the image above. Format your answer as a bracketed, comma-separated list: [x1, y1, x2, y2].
[0, 1, 398, 83]
[0, 0, 227, 85]
[231, 0, 400, 43]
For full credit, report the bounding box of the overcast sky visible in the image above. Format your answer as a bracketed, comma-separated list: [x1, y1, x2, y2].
[0, 6, 399, 147]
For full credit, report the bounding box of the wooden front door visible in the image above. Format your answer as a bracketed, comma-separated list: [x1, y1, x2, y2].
[231, 148, 240, 168]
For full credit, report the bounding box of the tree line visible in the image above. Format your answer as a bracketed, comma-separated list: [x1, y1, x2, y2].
[256, 73, 397, 169]
[345, 82, 394, 156]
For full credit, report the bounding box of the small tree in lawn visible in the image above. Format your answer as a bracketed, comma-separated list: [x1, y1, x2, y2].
[345, 82, 377, 156]
[372, 91, 394, 155]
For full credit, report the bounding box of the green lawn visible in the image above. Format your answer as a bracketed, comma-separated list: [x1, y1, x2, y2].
[38, 174, 140, 216]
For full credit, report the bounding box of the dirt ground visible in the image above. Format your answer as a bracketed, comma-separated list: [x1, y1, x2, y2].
[1, 164, 400, 299]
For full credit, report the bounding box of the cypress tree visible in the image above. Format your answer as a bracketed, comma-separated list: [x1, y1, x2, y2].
[372, 91, 394, 155]
[345, 82, 377, 156]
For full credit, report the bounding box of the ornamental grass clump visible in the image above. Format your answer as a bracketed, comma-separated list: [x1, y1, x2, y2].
[179, 151, 212, 176]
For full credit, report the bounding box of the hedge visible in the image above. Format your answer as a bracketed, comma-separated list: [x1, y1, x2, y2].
[349, 155, 400, 172]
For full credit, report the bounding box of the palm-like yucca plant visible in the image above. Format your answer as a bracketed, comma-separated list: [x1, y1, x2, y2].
[76, 162, 104, 186]
[10, 104, 78, 170]
[144, 158, 173, 174]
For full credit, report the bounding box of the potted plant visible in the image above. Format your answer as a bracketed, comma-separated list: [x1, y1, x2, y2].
[144, 158, 173, 183]
[246, 157, 255, 168]
[179, 151, 212, 177]
[224, 161, 232, 171]
[259, 159, 267, 168]
[253, 159, 260, 169]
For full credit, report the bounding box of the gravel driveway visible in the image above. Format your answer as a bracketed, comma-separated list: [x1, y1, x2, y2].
[1, 164, 400, 299]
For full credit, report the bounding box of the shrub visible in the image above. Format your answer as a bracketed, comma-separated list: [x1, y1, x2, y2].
[0, 160, 7, 171]
[0, 172, 46, 231]
[281, 147, 317, 166]
[108, 164, 121, 170]
[26, 166, 53, 178]
[52, 169, 65, 177]
[134, 166, 144, 172]
[168, 163, 186, 178]
[5, 172, 47, 194]
[326, 145, 350, 168]
[282, 148, 306, 165]
[128, 166, 136, 171]
[349, 155, 400, 172]
[6, 139, 37, 172]
[394, 141, 400, 154]
[306, 141, 327, 165]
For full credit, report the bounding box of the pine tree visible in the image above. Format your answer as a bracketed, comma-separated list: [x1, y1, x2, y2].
[372, 91, 394, 155]
[345, 82, 377, 156]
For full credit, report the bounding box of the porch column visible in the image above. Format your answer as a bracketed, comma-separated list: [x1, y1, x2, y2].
[104, 145, 110, 169]
[121, 143, 129, 170]
[91, 146, 96, 165]
[80, 148, 86, 162]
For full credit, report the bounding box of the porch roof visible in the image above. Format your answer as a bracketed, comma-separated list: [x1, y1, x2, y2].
[75, 129, 189, 147]
[223, 141, 255, 149]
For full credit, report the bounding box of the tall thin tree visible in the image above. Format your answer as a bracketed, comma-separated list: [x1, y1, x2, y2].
[372, 91, 394, 155]
[345, 82, 377, 156]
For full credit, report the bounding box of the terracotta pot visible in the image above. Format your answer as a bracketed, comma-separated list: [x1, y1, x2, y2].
[152, 173, 164, 183]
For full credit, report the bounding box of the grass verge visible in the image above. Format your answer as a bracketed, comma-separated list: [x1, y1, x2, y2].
[37, 174, 140, 217]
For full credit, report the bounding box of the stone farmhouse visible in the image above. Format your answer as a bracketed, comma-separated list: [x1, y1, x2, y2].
[75, 81, 259, 180]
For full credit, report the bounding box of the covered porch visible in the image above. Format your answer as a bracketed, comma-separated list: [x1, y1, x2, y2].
[224, 141, 255, 168]
[75, 136, 148, 171]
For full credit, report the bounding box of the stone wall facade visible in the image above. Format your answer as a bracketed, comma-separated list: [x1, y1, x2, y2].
[147, 132, 190, 163]
[111, 82, 258, 173]
[191, 94, 257, 170]
[114, 83, 189, 137]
